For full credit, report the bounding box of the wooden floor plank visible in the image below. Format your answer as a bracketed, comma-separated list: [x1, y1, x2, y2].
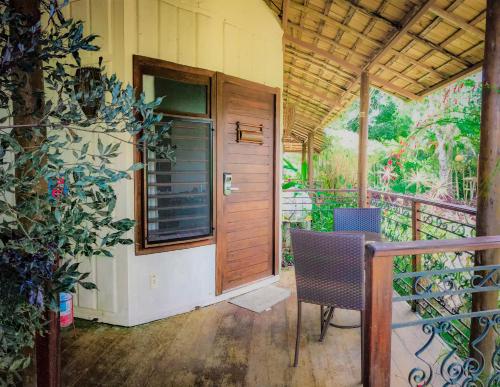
[62, 269, 456, 387]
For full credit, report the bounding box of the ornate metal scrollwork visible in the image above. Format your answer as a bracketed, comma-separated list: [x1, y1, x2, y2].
[409, 322, 453, 386]
[408, 314, 500, 386]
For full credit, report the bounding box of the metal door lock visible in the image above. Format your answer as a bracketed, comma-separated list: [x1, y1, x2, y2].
[223, 173, 239, 195]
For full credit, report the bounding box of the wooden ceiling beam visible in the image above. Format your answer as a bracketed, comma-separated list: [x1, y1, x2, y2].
[285, 70, 343, 99]
[334, 0, 472, 67]
[310, 0, 437, 131]
[284, 96, 326, 117]
[417, 61, 483, 97]
[287, 22, 369, 60]
[286, 78, 339, 106]
[289, 2, 382, 48]
[339, 0, 483, 43]
[295, 122, 316, 133]
[387, 48, 446, 78]
[408, 32, 471, 67]
[380, 0, 465, 84]
[295, 116, 317, 128]
[304, 0, 473, 73]
[285, 99, 329, 115]
[364, 0, 437, 72]
[285, 62, 353, 95]
[284, 87, 332, 110]
[428, 5, 484, 39]
[284, 101, 326, 119]
[281, 0, 290, 30]
[284, 103, 296, 138]
[335, 0, 400, 30]
[440, 10, 485, 47]
[290, 23, 438, 87]
[285, 35, 360, 74]
[285, 46, 355, 82]
[284, 35, 420, 100]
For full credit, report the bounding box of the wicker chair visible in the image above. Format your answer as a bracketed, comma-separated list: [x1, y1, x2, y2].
[333, 207, 382, 233]
[290, 229, 365, 374]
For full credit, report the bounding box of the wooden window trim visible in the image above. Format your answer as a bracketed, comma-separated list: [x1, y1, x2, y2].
[133, 55, 217, 255]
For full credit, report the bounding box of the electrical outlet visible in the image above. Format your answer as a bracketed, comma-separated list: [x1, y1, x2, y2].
[150, 273, 159, 289]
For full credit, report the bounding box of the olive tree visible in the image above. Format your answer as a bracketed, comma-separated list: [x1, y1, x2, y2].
[0, 1, 172, 384]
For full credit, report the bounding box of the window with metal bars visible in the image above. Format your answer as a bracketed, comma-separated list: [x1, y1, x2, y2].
[145, 118, 213, 244]
[134, 57, 215, 249]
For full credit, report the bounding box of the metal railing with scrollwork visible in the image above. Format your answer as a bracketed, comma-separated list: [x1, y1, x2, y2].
[364, 237, 500, 387]
[281, 188, 495, 374]
[367, 190, 478, 357]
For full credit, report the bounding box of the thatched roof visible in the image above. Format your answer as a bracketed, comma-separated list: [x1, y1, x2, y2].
[264, 0, 486, 152]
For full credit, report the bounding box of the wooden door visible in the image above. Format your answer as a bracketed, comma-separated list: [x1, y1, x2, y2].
[216, 74, 280, 294]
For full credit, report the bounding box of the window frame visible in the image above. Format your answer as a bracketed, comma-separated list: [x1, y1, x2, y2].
[133, 56, 216, 255]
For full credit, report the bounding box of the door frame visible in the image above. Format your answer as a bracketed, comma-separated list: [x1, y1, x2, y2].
[215, 73, 281, 295]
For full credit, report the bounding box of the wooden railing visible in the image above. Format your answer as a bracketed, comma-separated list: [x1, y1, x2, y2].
[363, 237, 500, 387]
[282, 188, 499, 385]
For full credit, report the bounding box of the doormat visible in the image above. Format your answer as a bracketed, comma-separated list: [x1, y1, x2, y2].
[229, 285, 291, 313]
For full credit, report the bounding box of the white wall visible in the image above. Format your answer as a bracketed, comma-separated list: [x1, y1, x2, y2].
[67, 0, 283, 326]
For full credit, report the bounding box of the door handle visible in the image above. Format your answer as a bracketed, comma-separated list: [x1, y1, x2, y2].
[223, 172, 239, 195]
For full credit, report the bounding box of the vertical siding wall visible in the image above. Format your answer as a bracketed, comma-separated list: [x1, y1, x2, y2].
[66, 0, 283, 326]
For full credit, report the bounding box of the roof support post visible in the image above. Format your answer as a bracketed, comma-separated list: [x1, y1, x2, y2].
[301, 141, 307, 168]
[471, 0, 500, 374]
[358, 71, 369, 208]
[307, 135, 314, 188]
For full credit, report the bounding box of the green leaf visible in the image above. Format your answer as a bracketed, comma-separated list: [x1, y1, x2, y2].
[54, 209, 62, 223]
[80, 282, 97, 290]
[128, 162, 144, 171]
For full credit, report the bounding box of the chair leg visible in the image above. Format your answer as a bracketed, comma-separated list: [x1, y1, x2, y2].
[319, 307, 334, 342]
[361, 310, 365, 382]
[294, 301, 302, 367]
[320, 305, 324, 332]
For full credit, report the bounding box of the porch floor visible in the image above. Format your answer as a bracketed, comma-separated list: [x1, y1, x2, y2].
[61, 269, 444, 387]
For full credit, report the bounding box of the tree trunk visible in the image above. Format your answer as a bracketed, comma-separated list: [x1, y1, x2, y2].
[10, 1, 60, 386]
[435, 129, 453, 198]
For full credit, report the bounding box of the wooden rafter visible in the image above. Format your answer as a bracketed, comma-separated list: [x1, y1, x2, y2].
[287, 22, 367, 61]
[285, 88, 332, 110]
[418, 61, 483, 97]
[272, 0, 487, 152]
[285, 62, 352, 95]
[380, 0, 483, 91]
[285, 96, 325, 118]
[310, 0, 438, 131]
[281, 0, 289, 30]
[284, 103, 296, 139]
[285, 46, 355, 82]
[429, 5, 484, 39]
[290, 2, 382, 47]
[337, 0, 474, 68]
[285, 76, 340, 103]
[440, 10, 486, 47]
[287, 14, 446, 80]
[284, 98, 328, 117]
[364, 0, 437, 73]
[379, 0, 464, 84]
[284, 36, 420, 100]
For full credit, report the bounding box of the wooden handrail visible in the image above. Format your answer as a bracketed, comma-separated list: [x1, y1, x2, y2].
[362, 235, 500, 387]
[368, 189, 477, 215]
[366, 235, 500, 258]
[282, 187, 477, 215]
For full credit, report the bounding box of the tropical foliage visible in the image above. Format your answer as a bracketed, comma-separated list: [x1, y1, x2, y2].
[325, 75, 482, 203]
[0, 1, 171, 384]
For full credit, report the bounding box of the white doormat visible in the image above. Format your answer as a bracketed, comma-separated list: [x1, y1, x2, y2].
[229, 285, 291, 313]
